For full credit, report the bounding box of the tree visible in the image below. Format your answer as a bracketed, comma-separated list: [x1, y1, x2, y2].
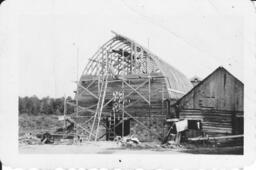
[18, 95, 75, 115]
[30, 95, 40, 115]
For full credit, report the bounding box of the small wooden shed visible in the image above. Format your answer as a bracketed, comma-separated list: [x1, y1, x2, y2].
[172, 67, 244, 137]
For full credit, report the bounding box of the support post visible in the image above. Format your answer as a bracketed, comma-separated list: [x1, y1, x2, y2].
[131, 42, 133, 74]
[162, 82, 164, 115]
[63, 96, 67, 129]
[148, 76, 151, 116]
[75, 44, 79, 140]
[148, 76, 151, 140]
[122, 49, 125, 137]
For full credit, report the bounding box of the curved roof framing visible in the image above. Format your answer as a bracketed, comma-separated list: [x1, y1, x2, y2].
[82, 31, 193, 98]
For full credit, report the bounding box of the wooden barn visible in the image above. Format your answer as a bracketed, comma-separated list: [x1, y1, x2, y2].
[67, 32, 193, 141]
[171, 67, 244, 138]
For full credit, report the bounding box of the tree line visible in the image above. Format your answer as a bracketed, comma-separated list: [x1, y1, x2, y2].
[19, 95, 74, 115]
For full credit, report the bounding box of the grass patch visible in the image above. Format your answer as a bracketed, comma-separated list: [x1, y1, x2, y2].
[19, 114, 64, 136]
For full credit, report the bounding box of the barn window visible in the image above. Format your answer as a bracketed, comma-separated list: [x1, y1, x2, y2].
[232, 116, 243, 135]
[188, 120, 202, 130]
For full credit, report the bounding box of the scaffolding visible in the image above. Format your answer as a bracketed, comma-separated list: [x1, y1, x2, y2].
[64, 32, 192, 142]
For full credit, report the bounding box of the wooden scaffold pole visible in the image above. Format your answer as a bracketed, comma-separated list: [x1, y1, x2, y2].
[75, 43, 79, 140]
[63, 95, 67, 129]
[122, 48, 125, 137]
[95, 51, 109, 141]
[89, 47, 104, 141]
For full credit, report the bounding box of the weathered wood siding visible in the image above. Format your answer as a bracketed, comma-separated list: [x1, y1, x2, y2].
[174, 67, 244, 136]
[77, 73, 170, 117]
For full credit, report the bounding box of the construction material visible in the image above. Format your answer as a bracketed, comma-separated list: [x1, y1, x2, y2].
[19, 133, 41, 145]
[188, 134, 243, 141]
[115, 135, 141, 147]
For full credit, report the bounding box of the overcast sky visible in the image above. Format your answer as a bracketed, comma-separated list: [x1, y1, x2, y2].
[2, 0, 254, 98]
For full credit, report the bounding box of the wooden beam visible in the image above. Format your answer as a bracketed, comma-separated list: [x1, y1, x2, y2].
[103, 97, 114, 108]
[123, 79, 149, 99]
[82, 38, 115, 75]
[66, 101, 96, 114]
[123, 80, 150, 104]
[86, 40, 118, 75]
[63, 96, 67, 129]
[188, 134, 243, 141]
[91, 42, 128, 75]
[124, 97, 142, 109]
[167, 88, 185, 95]
[66, 118, 96, 137]
[77, 82, 99, 99]
[80, 116, 94, 126]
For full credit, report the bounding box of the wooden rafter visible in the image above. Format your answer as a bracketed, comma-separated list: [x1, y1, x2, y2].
[83, 38, 115, 75]
[89, 41, 128, 75]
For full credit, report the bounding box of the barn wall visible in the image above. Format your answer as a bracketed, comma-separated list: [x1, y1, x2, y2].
[71, 116, 166, 141]
[130, 116, 166, 141]
[175, 68, 244, 136]
[75, 74, 171, 141]
[77, 73, 170, 117]
[178, 69, 243, 111]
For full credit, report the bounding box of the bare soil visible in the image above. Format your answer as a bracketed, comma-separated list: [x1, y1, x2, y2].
[19, 141, 243, 154]
[19, 114, 243, 154]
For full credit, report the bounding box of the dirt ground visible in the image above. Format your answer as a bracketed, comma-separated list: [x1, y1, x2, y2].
[19, 141, 243, 154]
[19, 114, 243, 155]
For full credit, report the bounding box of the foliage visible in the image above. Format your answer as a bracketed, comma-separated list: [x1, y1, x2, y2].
[19, 95, 74, 115]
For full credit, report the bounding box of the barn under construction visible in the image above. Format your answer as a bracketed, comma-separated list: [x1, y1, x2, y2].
[65, 32, 193, 142]
[18, 31, 244, 150]
[63, 32, 244, 144]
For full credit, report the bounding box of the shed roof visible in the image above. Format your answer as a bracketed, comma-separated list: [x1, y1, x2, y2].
[174, 66, 244, 104]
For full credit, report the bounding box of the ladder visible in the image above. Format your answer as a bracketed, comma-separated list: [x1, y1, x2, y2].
[89, 68, 109, 141]
[107, 112, 116, 140]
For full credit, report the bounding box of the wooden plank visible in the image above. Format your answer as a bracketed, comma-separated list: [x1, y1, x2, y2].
[123, 80, 150, 104]
[77, 82, 99, 99]
[188, 134, 243, 141]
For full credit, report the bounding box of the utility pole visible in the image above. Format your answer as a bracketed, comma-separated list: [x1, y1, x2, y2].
[73, 42, 79, 117]
[73, 42, 79, 142]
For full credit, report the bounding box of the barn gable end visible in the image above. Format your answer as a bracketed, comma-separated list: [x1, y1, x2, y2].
[173, 67, 244, 136]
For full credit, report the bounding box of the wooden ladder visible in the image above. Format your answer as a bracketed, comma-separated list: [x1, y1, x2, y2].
[89, 70, 109, 141]
[108, 112, 116, 140]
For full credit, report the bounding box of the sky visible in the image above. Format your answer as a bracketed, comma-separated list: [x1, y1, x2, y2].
[2, 0, 254, 98]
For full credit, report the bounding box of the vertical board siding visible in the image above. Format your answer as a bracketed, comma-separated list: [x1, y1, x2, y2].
[175, 67, 244, 136]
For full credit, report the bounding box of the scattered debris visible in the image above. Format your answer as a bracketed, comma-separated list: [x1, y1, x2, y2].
[19, 132, 41, 145]
[40, 132, 54, 144]
[115, 135, 141, 148]
[161, 140, 184, 149]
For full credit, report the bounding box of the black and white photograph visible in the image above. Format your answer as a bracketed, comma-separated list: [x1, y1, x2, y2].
[0, 0, 256, 169]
